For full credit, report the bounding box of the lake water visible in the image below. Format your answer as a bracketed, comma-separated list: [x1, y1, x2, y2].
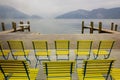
[0, 19, 120, 34]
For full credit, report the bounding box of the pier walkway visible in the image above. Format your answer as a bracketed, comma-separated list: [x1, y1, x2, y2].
[81, 21, 120, 34]
[0, 33, 120, 80]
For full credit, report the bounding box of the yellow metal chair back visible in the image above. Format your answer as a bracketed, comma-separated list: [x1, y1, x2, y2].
[77, 59, 115, 80]
[43, 61, 75, 80]
[33, 40, 48, 51]
[77, 40, 92, 50]
[7, 40, 31, 63]
[55, 40, 69, 50]
[0, 42, 10, 60]
[32, 40, 50, 68]
[75, 40, 93, 67]
[76, 40, 92, 58]
[7, 40, 23, 51]
[0, 60, 39, 80]
[55, 40, 70, 60]
[93, 40, 115, 59]
[99, 40, 115, 49]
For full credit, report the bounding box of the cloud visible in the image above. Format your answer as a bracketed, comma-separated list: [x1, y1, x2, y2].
[0, 0, 120, 18]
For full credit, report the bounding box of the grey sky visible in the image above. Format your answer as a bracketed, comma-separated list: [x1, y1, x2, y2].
[0, 0, 120, 18]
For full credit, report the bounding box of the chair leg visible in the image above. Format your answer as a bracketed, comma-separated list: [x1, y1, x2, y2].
[110, 75, 113, 80]
[76, 55, 78, 68]
[24, 56, 31, 64]
[3, 54, 9, 60]
[87, 54, 90, 60]
[35, 55, 50, 68]
[47, 55, 50, 61]
[93, 54, 98, 59]
[104, 54, 110, 59]
[35, 59, 39, 68]
[10, 52, 17, 60]
[68, 54, 69, 60]
[56, 54, 58, 60]
[12, 55, 18, 60]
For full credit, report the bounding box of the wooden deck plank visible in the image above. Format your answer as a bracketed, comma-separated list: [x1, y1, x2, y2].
[84, 26, 120, 34]
[0, 27, 29, 34]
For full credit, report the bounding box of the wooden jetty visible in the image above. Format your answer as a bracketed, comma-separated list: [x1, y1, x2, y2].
[1, 20, 120, 34]
[0, 21, 30, 34]
[82, 21, 120, 34]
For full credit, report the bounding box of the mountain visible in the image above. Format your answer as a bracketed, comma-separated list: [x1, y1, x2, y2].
[0, 5, 42, 19]
[56, 7, 120, 19]
[30, 15, 42, 19]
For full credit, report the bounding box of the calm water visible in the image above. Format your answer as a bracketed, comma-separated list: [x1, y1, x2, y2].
[0, 19, 120, 34]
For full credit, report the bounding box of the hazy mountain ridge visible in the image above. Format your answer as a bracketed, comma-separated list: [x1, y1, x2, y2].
[0, 5, 120, 19]
[0, 5, 42, 19]
[56, 7, 120, 19]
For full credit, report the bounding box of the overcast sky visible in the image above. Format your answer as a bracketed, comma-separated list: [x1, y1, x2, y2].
[0, 0, 120, 18]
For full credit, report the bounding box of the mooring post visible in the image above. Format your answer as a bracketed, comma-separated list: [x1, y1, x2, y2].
[27, 21, 30, 32]
[99, 22, 102, 33]
[12, 22, 16, 32]
[90, 21, 94, 34]
[81, 21, 84, 34]
[20, 21, 24, 31]
[1, 22, 5, 31]
[14, 22, 17, 32]
[111, 22, 114, 30]
[115, 24, 118, 31]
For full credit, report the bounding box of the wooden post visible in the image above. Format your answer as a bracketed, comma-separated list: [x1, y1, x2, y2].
[27, 21, 30, 32]
[90, 21, 94, 34]
[111, 22, 114, 30]
[20, 21, 23, 24]
[20, 21, 24, 31]
[99, 22, 102, 33]
[14, 22, 17, 32]
[1, 22, 5, 31]
[81, 21, 84, 34]
[12, 22, 16, 32]
[115, 24, 118, 31]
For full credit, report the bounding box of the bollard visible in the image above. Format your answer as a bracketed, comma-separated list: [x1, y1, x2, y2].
[27, 21, 30, 32]
[99, 22, 102, 33]
[20, 21, 24, 31]
[81, 21, 84, 34]
[115, 24, 118, 31]
[90, 22, 94, 34]
[111, 22, 114, 30]
[1, 22, 5, 31]
[12, 22, 16, 32]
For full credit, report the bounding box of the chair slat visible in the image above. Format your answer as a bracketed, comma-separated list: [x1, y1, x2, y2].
[77, 59, 115, 80]
[43, 61, 75, 80]
[0, 60, 39, 80]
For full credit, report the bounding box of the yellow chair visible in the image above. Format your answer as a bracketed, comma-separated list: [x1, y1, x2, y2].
[0, 60, 39, 80]
[55, 40, 70, 60]
[0, 71, 4, 80]
[32, 40, 51, 67]
[110, 68, 120, 80]
[0, 42, 10, 60]
[77, 59, 115, 80]
[43, 61, 75, 80]
[75, 40, 93, 60]
[7, 40, 31, 63]
[92, 40, 115, 59]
